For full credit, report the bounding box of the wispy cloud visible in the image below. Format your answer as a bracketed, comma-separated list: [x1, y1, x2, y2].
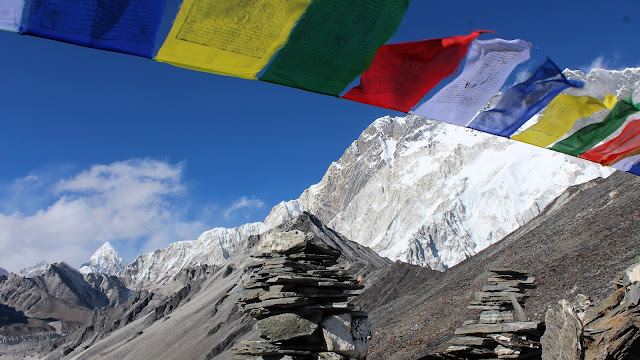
[223, 196, 265, 220]
[514, 69, 531, 84]
[0, 159, 206, 272]
[581, 55, 609, 73]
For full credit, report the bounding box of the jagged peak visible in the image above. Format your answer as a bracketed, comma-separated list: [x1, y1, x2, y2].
[19, 260, 50, 278]
[79, 242, 124, 276]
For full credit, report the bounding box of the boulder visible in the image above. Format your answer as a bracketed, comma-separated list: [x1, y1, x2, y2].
[321, 313, 370, 360]
[258, 231, 309, 254]
[541, 300, 583, 360]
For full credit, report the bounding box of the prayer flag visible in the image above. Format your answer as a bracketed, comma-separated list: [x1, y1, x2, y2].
[468, 58, 584, 137]
[612, 154, 640, 172]
[342, 31, 488, 112]
[259, 0, 408, 96]
[0, 0, 24, 32]
[550, 98, 640, 156]
[156, 0, 311, 79]
[412, 38, 531, 126]
[23, 0, 166, 57]
[579, 117, 640, 165]
[511, 94, 615, 148]
[629, 161, 640, 176]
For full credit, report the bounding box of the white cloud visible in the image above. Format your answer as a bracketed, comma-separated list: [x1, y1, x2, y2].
[0, 159, 206, 272]
[581, 56, 608, 73]
[515, 69, 531, 84]
[223, 196, 265, 220]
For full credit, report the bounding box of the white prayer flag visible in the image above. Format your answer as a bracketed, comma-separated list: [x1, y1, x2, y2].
[612, 154, 640, 171]
[0, 0, 24, 32]
[412, 38, 531, 126]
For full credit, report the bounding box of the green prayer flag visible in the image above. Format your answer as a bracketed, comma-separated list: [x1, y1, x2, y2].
[551, 98, 640, 156]
[259, 0, 408, 96]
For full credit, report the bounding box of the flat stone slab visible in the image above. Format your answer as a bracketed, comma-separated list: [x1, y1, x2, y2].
[454, 321, 540, 335]
[242, 296, 311, 310]
[450, 335, 494, 346]
[488, 276, 536, 285]
[233, 340, 316, 356]
[256, 313, 319, 342]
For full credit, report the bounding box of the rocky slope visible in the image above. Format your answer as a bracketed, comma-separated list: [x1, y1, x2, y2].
[0, 262, 129, 338]
[42, 213, 390, 360]
[353, 170, 640, 359]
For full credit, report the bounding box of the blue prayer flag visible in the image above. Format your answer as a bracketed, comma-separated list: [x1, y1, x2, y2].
[24, 0, 166, 58]
[468, 58, 584, 137]
[629, 162, 640, 176]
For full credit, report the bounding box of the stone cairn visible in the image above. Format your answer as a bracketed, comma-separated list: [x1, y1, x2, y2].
[443, 270, 543, 359]
[232, 230, 370, 360]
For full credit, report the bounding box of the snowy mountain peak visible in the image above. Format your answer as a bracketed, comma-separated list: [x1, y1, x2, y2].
[0, 267, 8, 276]
[79, 241, 125, 276]
[19, 261, 50, 278]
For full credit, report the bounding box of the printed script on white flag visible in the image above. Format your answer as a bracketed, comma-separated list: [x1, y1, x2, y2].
[412, 38, 531, 126]
[0, 0, 24, 32]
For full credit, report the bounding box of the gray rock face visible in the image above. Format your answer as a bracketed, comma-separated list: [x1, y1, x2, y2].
[541, 300, 583, 360]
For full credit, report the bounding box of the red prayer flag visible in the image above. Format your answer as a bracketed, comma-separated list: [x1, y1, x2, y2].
[342, 30, 489, 112]
[579, 119, 640, 166]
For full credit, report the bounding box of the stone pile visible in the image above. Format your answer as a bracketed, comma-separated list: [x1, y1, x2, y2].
[444, 270, 543, 359]
[542, 261, 640, 359]
[232, 230, 369, 360]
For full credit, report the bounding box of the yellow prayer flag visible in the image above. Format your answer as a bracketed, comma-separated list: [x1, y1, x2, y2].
[155, 0, 312, 79]
[604, 94, 617, 109]
[511, 94, 614, 148]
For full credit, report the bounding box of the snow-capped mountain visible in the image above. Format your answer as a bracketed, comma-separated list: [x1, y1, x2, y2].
[264, 115, 612, 269]
[79, 242, 125, 276]
[0, 267, 8, 276]
[120, 222, 263, 289]
[263, 67, 638, 270]
[19, 260, 50, 278]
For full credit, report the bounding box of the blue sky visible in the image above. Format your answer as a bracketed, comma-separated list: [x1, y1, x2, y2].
[0, 0, 637, 271]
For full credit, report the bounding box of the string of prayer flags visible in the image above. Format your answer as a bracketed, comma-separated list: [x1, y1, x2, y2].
[342, 30, 489, 112]
[260, 0, 408, 96]
[579, 118, 640, 165]
[550, 97, 640, 156]
[23, 0, 166, 57]
[511, 94, 617, 148]
[0, 0, 24, 32]
[468, 58, 584, 137]
[156, 0, 311, 79]
[412, 38, 531, 126]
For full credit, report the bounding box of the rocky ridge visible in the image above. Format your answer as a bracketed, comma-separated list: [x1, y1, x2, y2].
[39, 213, 389, 360]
